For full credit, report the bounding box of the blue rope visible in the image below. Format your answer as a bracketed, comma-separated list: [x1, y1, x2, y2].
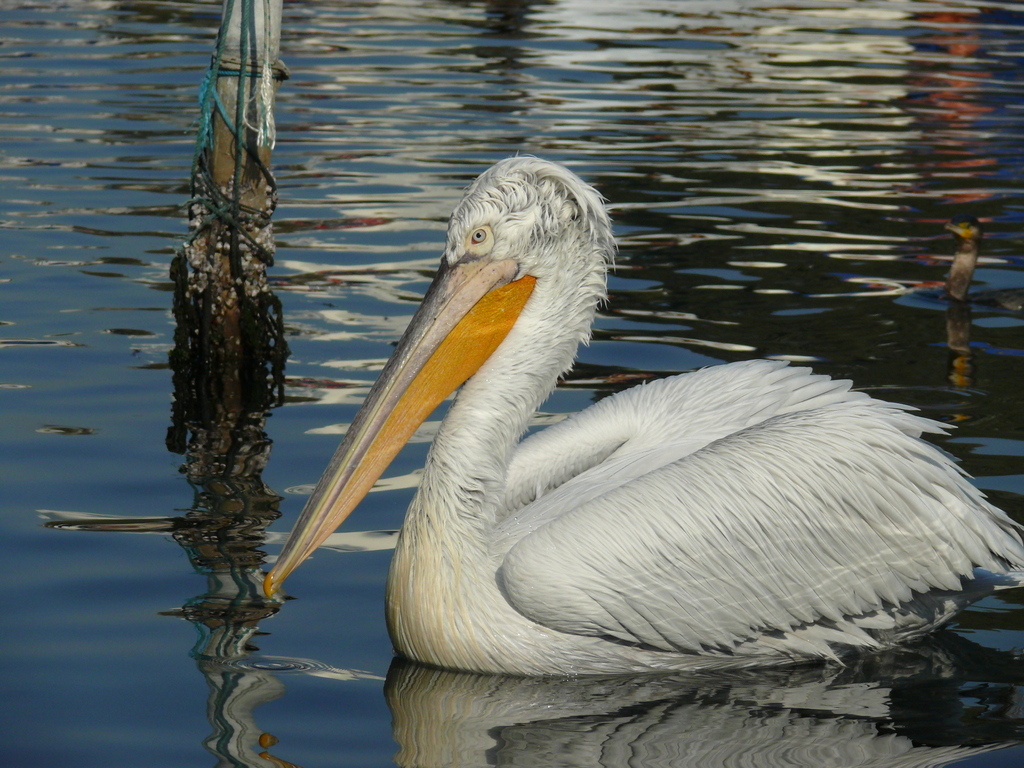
[186, 0, 280, 263]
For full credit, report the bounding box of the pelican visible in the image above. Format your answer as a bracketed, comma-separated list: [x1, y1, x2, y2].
[265, 157, 1024, 676]
[945, 215, 1024, 311]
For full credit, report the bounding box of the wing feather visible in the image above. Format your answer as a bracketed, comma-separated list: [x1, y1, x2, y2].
[498, 384, 1024, 656]
[498, 361, 872, 534]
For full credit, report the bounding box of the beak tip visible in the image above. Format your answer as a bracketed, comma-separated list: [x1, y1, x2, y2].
[263, 570, 280, 599]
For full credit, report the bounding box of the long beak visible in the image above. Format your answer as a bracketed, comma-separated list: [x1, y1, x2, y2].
[264, 257, 536, 596]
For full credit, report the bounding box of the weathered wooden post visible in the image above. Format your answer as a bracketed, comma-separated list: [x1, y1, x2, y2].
[169, 0, 289, 475]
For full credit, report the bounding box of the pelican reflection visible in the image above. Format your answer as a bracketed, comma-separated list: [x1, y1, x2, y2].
[385, 637, 1024, 768]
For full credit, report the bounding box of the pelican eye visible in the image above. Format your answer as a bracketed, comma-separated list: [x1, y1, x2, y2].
[465, 225, 493, 255]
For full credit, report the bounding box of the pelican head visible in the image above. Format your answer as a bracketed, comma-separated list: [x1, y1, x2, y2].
[265, 157, 614, 596]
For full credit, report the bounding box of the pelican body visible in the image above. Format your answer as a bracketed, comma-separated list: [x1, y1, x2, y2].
[266, 158, 1024, 676]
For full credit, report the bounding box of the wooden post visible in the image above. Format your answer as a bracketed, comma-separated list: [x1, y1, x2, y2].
[170, 0, 289, 474]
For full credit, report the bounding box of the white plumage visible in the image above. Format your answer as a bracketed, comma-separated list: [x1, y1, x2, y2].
[267, 156, 1024, 675]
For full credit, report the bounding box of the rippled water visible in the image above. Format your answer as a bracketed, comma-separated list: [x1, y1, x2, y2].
[4, 1, 1024, 766]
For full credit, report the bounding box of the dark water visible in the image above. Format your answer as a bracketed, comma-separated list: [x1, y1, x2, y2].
[4, 1, 1024, 766]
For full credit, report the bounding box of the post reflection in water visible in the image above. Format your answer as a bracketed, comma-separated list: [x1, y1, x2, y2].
[385, 637, 1024, 768]
[45, 348, 292, 767]
[44, 390, 293, 768]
